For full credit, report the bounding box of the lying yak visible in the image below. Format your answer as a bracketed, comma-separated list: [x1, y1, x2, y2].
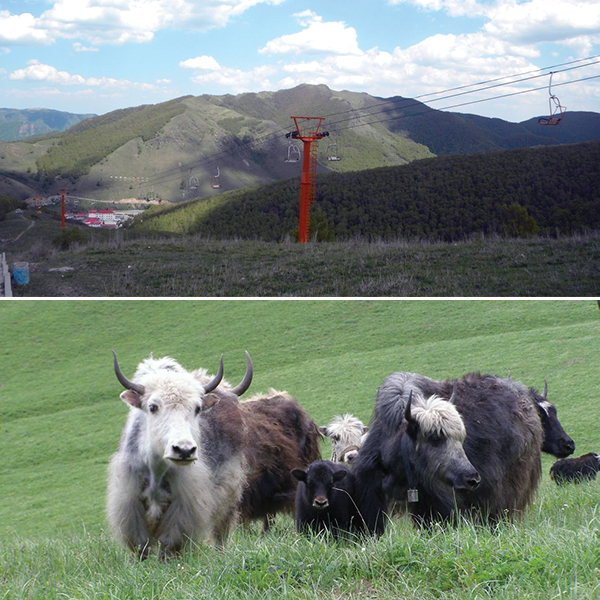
[292, 460, 362, 538]
[354, 371, 547, 532]
[319, 414, 369, 464]
[550, 453, 600, 484]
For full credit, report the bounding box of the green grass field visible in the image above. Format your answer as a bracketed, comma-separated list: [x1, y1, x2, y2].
[1, 300, 599, 599]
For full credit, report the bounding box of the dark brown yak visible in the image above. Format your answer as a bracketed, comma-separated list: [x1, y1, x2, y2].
[194, 357, 321, 531]
[238, 389, 322, 530]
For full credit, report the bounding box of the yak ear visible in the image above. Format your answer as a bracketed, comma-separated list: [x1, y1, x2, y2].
[120, 390, 142, 409]
[291, 468, 307, 482]
[201, 394, 220, 411]
[362, 426, 370, 434]
[333, 470, 348, 482]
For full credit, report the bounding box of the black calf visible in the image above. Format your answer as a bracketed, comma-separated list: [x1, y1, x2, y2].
[292, 460, 362, 537]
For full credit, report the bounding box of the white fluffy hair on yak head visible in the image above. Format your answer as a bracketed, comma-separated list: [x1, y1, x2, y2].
[319, 413, 369, 464]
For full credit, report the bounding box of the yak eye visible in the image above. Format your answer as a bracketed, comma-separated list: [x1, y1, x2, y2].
[149, 404, 159, 414]
[332, 435, 340, 442]
[429, 433, 444, 445]
[195, 405, 202, 416]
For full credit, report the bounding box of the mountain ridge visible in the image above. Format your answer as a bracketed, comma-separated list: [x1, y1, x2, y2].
[1, 84, 599, 202]
[0, 107, 96, 142]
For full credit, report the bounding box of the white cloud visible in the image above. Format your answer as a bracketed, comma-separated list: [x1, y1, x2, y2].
[73, 42, 98, 52]
[189, 64, 277, 93]
[484, 0, 600, 46]
[0, 0, 286, 47]
[388, 0, 600, 51]
[9, 60, 156, 90]
[180, 55, 222, 70]
[259, 11, 362, 56]
[0, 10, 53, 45]
[387, 0, 485, 18]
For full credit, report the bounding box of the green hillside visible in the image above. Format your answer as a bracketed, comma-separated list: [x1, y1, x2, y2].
[2, 84, 599, 204]
[0, 86, 435, 202]
[35, 97, 190, 181]
[1, 299, 598, 539]
[133, 140, 600, 241]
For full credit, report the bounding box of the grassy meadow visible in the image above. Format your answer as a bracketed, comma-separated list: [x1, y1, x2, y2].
[1, 299, 599, 599]
[3, 210, 600, 296]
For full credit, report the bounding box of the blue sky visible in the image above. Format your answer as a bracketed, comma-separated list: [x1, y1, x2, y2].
[1, 0, 599, 122]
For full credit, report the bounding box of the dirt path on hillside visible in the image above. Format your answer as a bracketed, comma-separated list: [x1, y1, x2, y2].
[12, 214, 35, 242]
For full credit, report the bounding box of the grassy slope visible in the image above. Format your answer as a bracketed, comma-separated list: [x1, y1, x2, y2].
[1, 300, 598, 537]
[4, 218, 600, 296]
[1, 299, 599, 598]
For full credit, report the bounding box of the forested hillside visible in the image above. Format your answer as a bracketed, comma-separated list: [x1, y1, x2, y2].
[34, 97, 190, 181]
[134, 140, 600, 241]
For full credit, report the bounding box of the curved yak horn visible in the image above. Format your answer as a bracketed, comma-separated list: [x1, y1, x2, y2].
[448, 382, 458, 404]
[404, 389, 414, 422]
[230, 351, 253, 396]
[542, 379, 548, 398]
[203, 355, 224, 393]
[113, 351, 145, 396]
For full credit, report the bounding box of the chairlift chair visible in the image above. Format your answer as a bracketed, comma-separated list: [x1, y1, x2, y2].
[326, 142, 342, 161]
[284, 140, 301, 163]
[538, 72, 566, 126]
[211, 167, 221, 189]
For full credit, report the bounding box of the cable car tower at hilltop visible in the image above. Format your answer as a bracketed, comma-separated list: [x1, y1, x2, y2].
[286, 117, 329, 243]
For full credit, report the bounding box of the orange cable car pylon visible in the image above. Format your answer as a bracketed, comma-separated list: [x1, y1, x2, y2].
[57, 188, 69, 228]
[287, 117, 329, 243]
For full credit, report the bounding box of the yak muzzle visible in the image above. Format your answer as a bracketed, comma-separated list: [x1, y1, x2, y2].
[452, 468, 481, 491]
[556, 438, 576, 458]
[166, 443, 198, 464]
[312, 496, 329, 510]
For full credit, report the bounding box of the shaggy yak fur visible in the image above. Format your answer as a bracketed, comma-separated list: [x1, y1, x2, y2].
[107, 353, 247, 558]
[354, 372, 546, 533]
[193, 366, 322, 531]
[502, 376, 575, 458]
[237, 390, 322, 530]
[319, 414, 369, 464]
[550, 453, 600, 484]
[353, 387, 481, 534]
[292, 460, 363, 538]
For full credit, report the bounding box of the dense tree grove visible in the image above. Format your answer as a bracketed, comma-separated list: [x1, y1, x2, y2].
[0, 195, 25, 221]
[171, 140, 600, 241]
[35, 98, 189, 181]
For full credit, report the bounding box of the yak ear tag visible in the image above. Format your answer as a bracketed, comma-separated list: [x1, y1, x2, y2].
[407, 488, 419, 503]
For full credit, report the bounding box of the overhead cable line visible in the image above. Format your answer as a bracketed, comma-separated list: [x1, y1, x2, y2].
[105, 58, 600, 196]
[305, 54, 600, 129]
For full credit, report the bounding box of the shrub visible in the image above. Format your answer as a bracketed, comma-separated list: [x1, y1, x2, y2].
[52, 228, 89, 250]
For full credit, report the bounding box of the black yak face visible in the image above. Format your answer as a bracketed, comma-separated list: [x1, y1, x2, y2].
[406, 394, 481, 492]
[535, 396, 575, 458]
[292, 462, 348, 510]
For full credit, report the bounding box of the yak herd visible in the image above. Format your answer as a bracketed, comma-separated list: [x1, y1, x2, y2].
[106, 351, 596, 557]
